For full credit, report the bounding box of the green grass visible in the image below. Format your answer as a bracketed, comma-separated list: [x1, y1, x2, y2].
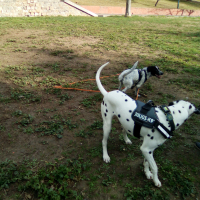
[0, 159, 91, 200]
[1, 17, 200, 83]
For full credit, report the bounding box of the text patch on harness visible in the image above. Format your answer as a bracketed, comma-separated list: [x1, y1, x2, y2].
[132, 100, 158, 130]
[133, 112, 155, 124]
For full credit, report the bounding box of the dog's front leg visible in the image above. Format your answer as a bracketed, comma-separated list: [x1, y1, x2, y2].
[135, 87, 140, 97]
[122, 87, 128, 93]
[118, 81, 122, 91]
[122, 129, 132, 144]
[140, 146, 161, 187]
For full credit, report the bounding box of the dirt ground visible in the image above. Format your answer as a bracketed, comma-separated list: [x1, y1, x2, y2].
[0, 29, 200, 199]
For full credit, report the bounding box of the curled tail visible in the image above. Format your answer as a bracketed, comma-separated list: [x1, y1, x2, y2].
[118, 61, 139, 82]
[96, 62, 109, 96]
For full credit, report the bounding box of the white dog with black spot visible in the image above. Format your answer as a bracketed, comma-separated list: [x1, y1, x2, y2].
[96, 62, 199, 187]
[118, 61, 163, 98]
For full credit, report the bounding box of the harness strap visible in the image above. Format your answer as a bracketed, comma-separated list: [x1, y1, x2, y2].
[133, 123, 141, 138]
[134, 118, 173, 139]
[144, 70, 147, 83]
[154, 120, 173, 139]
[131, 70, 142, 89]
[138, 70, 142, 82]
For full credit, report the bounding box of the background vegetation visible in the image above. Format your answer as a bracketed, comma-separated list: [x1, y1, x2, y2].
[72, 0, 200, 10]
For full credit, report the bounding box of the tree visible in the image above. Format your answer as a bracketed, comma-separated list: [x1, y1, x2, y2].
[125, 0, 131, 17]
[155, 0, 181, 8]
[155, 0, 160, 7]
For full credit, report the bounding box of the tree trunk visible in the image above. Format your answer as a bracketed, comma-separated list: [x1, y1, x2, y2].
[177, 0, 180, 9]
[155, 0, 160, 7]
[125, 0, 131, 17]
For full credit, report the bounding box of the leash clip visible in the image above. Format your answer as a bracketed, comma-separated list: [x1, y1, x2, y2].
[160, 105, 175, 132]
[160, 105, 170, 113]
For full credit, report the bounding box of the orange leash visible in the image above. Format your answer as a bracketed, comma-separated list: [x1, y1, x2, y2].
[54, 74, 120, 92]
[54, 86, 100, 92]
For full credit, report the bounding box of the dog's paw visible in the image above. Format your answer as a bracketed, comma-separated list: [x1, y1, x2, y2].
[135, 94, 141, 97]
[154, 179, 162, 187]
[145, 171, 153, 179]
[125, 140, 132, 145]
[103, 156, 110, 163]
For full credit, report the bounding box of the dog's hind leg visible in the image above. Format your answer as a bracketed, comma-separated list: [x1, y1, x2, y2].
[102, 119, 112, 163]
[101, 101, 114, 163]
[135, 87, 140, 98]
[122, 128, 132, 144]
[122, 86, 131, 93]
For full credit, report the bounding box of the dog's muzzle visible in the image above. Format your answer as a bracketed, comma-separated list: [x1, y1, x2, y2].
[194, 108, 200, 114]
[155, 71, 163, 79]
[155, 74, 162, 79]
[194, 105, 200, 114]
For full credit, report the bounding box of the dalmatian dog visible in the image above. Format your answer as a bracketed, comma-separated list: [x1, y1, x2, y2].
[96, 62, 199, 187]
[118, 61, 163, 97]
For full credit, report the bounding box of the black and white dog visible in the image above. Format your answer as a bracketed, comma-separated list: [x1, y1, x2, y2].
[96, 62, 199, 187]
[118, 61, 163, 97]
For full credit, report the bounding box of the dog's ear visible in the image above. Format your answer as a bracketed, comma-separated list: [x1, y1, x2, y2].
[168, 102, 174, 106]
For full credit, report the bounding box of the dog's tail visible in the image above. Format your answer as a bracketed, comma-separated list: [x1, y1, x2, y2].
[118, 61, 138, 82]
[96, 62, 109, 96]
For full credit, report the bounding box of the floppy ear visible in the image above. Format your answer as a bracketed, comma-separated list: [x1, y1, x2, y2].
[168, 102, 174, 106]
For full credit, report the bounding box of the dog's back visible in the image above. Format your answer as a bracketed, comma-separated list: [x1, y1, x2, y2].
[118, 61, 138, 82]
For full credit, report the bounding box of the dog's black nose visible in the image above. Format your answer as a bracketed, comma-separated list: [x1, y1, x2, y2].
[160, 71, 164, 75]
[194, 109, 200, 114]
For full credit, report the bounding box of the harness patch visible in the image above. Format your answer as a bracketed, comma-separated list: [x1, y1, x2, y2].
[132, 100, 158, 129]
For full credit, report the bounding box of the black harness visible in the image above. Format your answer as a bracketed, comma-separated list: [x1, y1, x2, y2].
[132, 100, 175, 139]
[131, 69, 147, 89]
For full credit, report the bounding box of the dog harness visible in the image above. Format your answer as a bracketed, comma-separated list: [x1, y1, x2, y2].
[131, 69, 147, 89]
[131, 100, 175, 139]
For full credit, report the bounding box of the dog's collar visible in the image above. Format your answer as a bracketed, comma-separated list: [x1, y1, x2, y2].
[159, 105, 175, 132]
